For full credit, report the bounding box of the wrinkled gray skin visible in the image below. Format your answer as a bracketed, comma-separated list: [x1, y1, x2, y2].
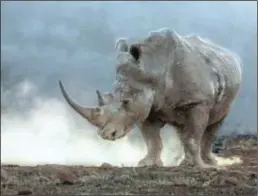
[59, 29, 242, 169]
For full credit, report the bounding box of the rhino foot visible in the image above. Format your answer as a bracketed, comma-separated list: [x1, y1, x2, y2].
[137, 157, 163, 167]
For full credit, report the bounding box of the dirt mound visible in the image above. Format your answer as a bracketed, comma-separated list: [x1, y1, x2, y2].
[1, 135, 257, 195]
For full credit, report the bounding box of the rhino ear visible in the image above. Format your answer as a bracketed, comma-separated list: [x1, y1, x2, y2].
[115, 38, 128, 52]
[96, 90, 114, 106]
[129, 44, 141, 61]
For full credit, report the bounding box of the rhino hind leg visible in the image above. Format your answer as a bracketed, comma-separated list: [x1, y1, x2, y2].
[137, 121, 164, 167]
[179, 104, 221, 169]
[202, 117, 243, 167]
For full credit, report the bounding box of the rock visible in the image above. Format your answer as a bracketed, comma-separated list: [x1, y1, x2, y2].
[101, 163, 113, 168]
[57, 171, 76, 185]
[1, 168, 8, 180]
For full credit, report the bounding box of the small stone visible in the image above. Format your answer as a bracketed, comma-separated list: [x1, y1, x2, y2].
[17, 189, 32, 195]
[249, 172, 256, 179]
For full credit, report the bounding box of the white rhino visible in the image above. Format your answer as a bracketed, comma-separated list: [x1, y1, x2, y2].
[59, 29, 243, 169]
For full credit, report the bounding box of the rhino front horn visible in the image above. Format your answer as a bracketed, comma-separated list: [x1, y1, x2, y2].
[58, 80, 100, 125]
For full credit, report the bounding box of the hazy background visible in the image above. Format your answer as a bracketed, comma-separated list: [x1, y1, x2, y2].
[1, 1, 257, 166]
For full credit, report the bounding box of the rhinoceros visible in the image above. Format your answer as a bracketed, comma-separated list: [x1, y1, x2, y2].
[59, 28, 242, 169]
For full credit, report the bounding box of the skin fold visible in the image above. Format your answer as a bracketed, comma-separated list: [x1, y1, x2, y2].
[59, 28, 243, 169]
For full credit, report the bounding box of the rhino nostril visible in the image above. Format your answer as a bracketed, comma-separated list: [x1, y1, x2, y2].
[111, 131, 116, 137]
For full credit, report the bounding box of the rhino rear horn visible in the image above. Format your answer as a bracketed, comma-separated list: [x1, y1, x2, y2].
[96, 90, 114, 106]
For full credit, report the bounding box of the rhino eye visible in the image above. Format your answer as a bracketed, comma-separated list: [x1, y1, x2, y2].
[122, 100, 130, 109]
[123, 100, 129, 105]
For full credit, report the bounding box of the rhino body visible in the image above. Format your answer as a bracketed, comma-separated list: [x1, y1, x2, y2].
[59, 29, 242, 169]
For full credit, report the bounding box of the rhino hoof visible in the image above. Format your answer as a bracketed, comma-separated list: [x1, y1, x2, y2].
[137, 158, 163, 167]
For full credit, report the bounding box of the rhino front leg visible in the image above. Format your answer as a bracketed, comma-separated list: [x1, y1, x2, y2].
[137, 121, 164, 167]
[180, 103, 216, 169]
[202, 117, 243, 167]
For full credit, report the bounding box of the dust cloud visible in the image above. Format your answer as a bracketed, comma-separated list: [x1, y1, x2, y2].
[1, 80, 184, 166]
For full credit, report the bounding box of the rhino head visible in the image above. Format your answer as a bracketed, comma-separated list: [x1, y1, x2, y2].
[59, 80, 140, 140]
[59, 37, 157, 140]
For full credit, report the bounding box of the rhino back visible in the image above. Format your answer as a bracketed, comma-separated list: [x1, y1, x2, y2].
[183, 35, 242, 101]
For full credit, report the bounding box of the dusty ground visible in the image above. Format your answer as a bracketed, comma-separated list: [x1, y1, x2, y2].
[1, 135, 257, 195]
